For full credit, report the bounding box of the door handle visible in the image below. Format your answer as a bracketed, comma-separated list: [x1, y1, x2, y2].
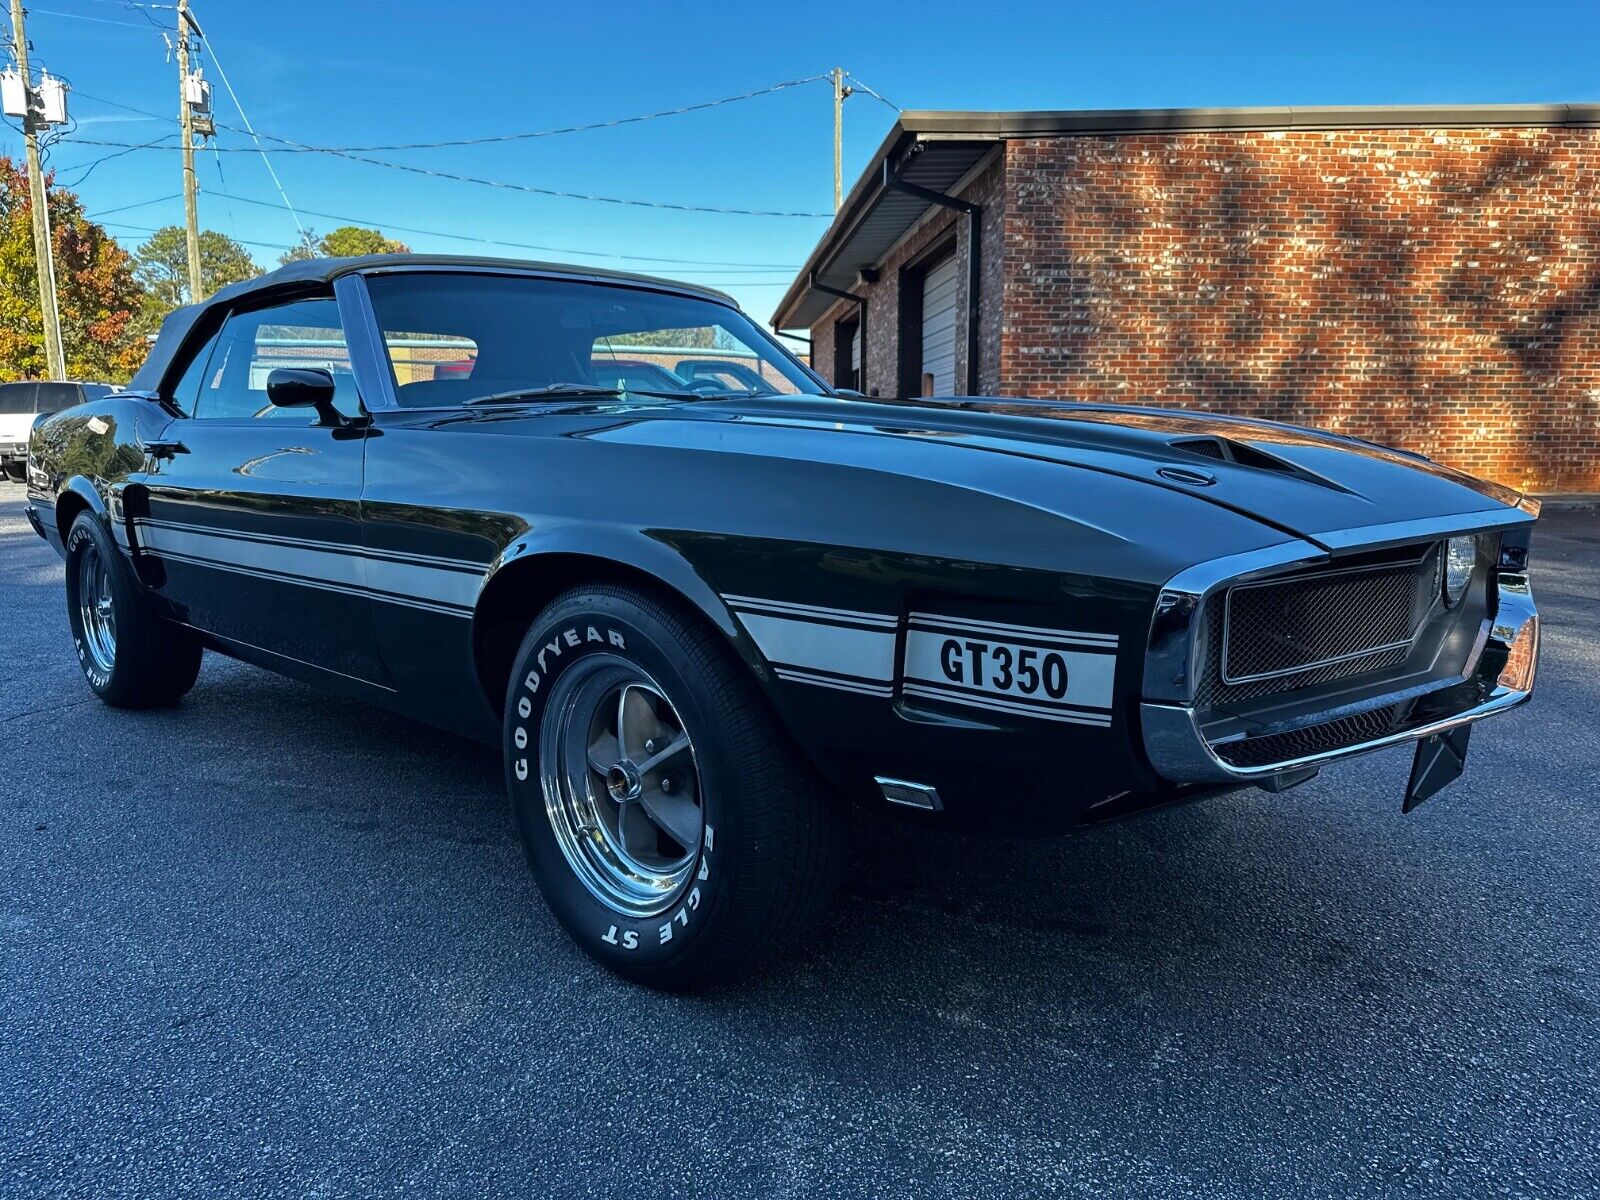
[143, 438, 189, 461]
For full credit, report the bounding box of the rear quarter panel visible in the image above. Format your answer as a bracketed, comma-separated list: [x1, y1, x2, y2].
[27, 397, 168, 555]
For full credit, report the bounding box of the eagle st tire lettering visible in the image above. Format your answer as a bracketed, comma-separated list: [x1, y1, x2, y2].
[598, 837, 711, 953]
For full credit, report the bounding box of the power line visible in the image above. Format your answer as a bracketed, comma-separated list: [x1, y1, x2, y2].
[72, 75, 833, 154]
[63, 89, 168, 122]
[99, 219, 294, 253]
[20, 5, 170, 28]
[84, 190, 181, 216]
[208, 137, 242, 249]
[58, 64, 867, 219]
[56, 132, 178, 186]
[80, 187, 803, 269]
[222, 75, 832, 153]
[98, 220, 797, 286]
[847, 72, 901, 113]
[185, 4, 309, 242]
[60, 135, 835, 217]
[59, 74, 839, 217]
[199, 190, 802, 269]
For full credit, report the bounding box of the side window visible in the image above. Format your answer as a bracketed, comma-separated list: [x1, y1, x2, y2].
[34, 382, 81, 413]
[0, 383, 36, 415]
[168, 328, 221, 417]
[192, 297, 361, 421]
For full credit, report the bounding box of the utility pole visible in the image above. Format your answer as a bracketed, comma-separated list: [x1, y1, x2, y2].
[832, 67, 852, 213]
[7, 0, 64, 379]
[176, 0, 203, 302]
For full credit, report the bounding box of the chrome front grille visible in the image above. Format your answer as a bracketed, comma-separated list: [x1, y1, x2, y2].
[1196, 543, 1442, 711]
[1140, 512, 1537, 788]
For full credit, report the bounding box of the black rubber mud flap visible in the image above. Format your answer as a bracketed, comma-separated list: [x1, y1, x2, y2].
[1403, 724, 1471, 813]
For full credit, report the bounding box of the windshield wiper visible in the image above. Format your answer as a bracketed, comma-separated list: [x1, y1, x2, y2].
[464, 383, 710, 406]
[682, 388, 786, 401]
[464, 384, 625, 406]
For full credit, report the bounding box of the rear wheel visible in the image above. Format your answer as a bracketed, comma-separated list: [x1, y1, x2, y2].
[64, 511, 202, 708]
[504, 584, 847, 988]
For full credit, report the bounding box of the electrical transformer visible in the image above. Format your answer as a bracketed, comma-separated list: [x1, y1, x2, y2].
[38, 72, 69, 127]
[0, 69, 27, 120]
[183, 70, 214, 137]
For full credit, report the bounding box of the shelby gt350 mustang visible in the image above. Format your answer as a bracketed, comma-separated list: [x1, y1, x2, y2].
[25, 255, 1541, 985]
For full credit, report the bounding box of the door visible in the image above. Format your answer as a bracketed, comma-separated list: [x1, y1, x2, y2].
[832, 312, 860, 393]
[135, 292, 389, 685]
[919, 253, 958, 396]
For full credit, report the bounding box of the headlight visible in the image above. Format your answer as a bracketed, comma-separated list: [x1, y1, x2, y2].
[1443, 535, 1476, 607]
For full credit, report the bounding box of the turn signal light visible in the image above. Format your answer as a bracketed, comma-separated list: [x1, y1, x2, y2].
[1498, 616, 1539, 691]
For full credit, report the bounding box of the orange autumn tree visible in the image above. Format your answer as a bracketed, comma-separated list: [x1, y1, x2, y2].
[0, 155, 146, 383]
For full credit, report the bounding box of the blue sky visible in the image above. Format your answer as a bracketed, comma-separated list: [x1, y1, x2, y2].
[11, 0, 1600, 323]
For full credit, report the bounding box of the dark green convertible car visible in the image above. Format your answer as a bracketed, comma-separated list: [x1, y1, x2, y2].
[25, 255, 1541, 986]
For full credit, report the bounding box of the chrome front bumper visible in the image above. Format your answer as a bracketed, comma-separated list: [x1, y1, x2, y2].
[1140, 511, 1540, 788]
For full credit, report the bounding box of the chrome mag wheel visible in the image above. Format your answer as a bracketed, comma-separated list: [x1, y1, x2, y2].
[539, 655, 704, 918]
[75, 540, 117, 676]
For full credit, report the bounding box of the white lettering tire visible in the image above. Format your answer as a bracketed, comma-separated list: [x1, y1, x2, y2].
[64, 511, 202, 708]
[503, 584, 847, 988]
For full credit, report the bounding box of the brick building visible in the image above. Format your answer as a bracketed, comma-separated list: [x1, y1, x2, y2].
[771, 105, 1600, 494]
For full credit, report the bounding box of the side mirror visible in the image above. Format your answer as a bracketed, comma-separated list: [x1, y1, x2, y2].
[267, 367, 345, 426]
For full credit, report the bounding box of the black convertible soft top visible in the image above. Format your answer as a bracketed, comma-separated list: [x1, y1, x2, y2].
[127, 253, 740, 393]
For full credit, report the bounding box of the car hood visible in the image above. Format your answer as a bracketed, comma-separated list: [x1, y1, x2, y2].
[636, 393, 1527, 549]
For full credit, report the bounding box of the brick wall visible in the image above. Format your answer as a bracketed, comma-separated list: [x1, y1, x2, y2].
[1003, 128, 1600, 493]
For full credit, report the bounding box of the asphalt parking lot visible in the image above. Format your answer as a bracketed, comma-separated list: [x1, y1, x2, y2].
[1, 482, 1596, 1199]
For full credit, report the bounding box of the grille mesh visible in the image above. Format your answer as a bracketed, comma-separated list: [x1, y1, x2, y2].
[1195, 544, 1440, 711]
[1213, 704, 1409, 768]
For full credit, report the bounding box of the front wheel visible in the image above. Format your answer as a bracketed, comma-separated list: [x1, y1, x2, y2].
[504, 584, 847, 988]
[64, 511, 202, 708]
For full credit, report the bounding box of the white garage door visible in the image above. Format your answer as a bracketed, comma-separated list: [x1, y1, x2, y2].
[920, 254, 958, 396]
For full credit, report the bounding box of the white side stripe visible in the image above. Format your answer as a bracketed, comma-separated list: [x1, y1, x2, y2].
[902, 682, 1113, 727]
[133, 519, 483, 616]
[738, 613, 896, 682]
[908, 611, 1119, 648]
[149, 548, 472, 617]
[136, 517, 485, 572]
[722, 593, 898, 628]
[773, 668, 894, 697]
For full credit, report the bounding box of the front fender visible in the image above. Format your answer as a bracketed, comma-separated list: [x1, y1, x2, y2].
[479, 521, 743, 645]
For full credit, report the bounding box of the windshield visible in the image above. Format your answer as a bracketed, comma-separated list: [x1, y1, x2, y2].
[366, 272, 823, 409]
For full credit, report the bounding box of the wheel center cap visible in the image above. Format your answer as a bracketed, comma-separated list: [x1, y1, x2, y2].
[605, 761, 643, 803]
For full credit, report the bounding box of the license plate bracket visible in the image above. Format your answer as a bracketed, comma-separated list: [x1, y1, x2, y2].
[1403, 724, 1471, 813]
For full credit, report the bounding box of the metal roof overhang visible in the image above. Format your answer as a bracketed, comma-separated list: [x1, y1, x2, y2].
[772, 129, 994, 329]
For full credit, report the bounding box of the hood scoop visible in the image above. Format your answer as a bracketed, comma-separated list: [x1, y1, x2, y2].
[1169, 435, 1362, 497]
